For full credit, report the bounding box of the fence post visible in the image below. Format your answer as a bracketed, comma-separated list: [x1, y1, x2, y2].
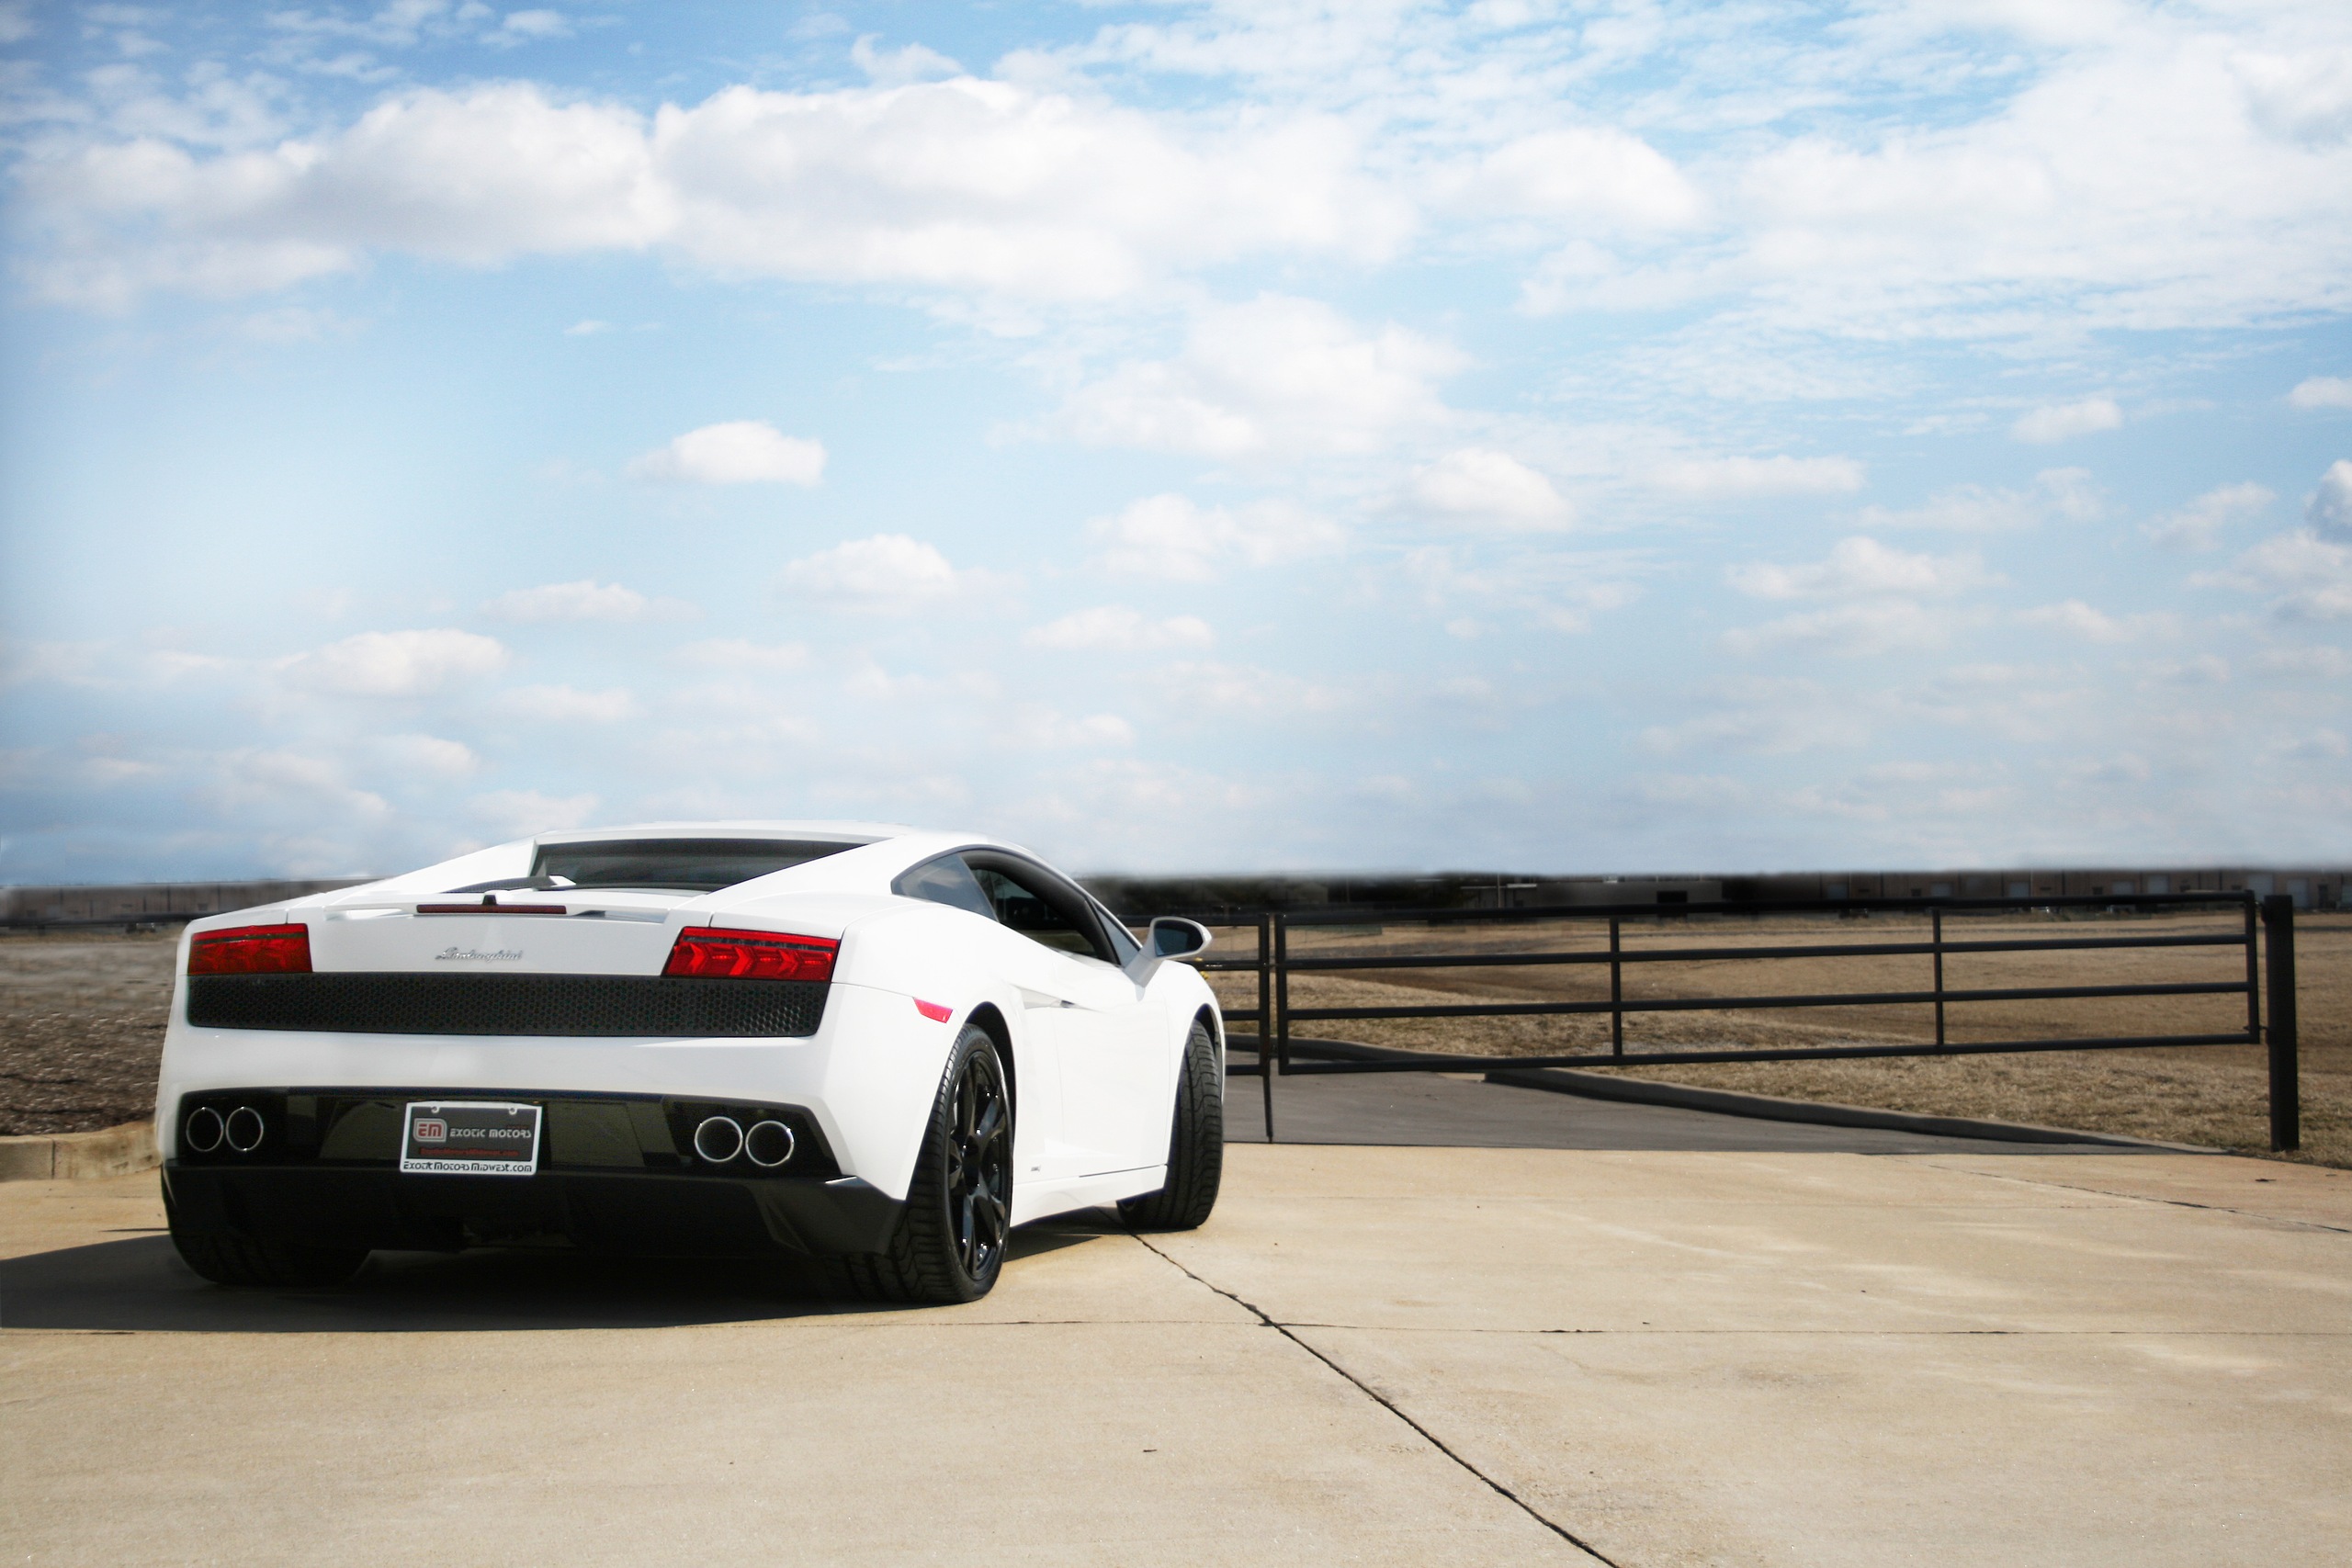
[1258, 912, 1276, 1144]
[1609, 917, 1623, 1056]
[1274, 909, 1291, 1077]
[2263, 895, 2299, 1152]
[2244, 896, 2262, 1044]
[1931, 908, 1946, 1049]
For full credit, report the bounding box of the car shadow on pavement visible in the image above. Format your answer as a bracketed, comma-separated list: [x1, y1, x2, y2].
[0, 1219, 1113, 1334]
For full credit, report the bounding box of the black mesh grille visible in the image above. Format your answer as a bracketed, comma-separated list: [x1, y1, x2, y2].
[187, 974, 828, 1038]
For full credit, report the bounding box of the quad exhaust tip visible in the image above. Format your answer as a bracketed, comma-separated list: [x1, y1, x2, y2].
[184, 1105, 225, 1153]
[692, 1115, 744, 1165]
[223, 1106, 266, 1153]
[744, 1120, 796, 1168]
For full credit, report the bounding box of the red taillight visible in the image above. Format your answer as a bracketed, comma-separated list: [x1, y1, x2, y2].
[188, 924, 312, 976]
[662, 927, 838, 983]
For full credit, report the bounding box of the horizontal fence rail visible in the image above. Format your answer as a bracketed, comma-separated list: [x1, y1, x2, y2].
[1184, 893, 2301, 1151]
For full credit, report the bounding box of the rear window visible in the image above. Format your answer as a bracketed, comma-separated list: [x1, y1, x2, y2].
[531, 839, 867, 893]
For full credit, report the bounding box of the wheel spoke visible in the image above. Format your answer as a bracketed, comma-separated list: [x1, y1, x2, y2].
[971, 1096, 1004, 1150]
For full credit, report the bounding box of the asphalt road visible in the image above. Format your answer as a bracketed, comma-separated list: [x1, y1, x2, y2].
[5, 1147, 2346, 1566]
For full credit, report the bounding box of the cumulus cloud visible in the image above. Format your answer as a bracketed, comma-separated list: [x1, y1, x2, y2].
[1723, 602, 1977, 658]
[2202, 528, 2352, 621]
[374, 734, 480, 777]
[1441, 128, 1703, 230]
[1404, 449, 1571, 530]
[2014, 600, 2177, 643]
[469, 788, 600, 838]
[1053, 295, 1463, 457]
[497, 684, 639, 722]
[278, 628, 508, 696]
[2289, 377, 2352, 411]
[672, 637, 808, 670]
[777, 534, 967, 612]
[1729, 537, 1996, 601]
[2143, 482, 2273, 551]
[1005, 706, 1136, 749]
[1860, 468, 2101, 532]
[1647, 454, 1865, 497]
[2308, 459, 2352, 540]
[2012, 397, 2123, 445]
[18, 79, 1408, 309]
[627, 421, 825, 486]
[1084, 492, 1342, 581]
[484, 580, 655, 621]
[1023, 605, 1215, 652]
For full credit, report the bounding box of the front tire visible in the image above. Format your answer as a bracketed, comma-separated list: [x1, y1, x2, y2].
[1120, 1015, 1223, 1231]
[836, 1024, 1013, 1305]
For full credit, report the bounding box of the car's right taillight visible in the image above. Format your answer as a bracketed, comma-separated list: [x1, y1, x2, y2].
[663, 928, 838, 982]
[187, 924, 312, 976]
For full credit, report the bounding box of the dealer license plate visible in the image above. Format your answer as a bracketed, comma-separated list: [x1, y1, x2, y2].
[401, 1101, 542, 1176]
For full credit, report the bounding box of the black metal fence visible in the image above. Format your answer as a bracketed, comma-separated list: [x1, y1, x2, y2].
[1193, 893, 2304, 1151]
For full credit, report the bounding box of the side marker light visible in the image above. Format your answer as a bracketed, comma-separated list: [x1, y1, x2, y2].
[913, 998, 953, 1022]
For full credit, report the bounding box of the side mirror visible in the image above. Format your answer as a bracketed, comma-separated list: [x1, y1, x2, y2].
[1144, 917, 1212, 963]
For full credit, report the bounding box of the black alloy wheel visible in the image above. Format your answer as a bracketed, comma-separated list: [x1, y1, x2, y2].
[835, 1025, 1014, 1304]
[944, 1038, 1012, 1280]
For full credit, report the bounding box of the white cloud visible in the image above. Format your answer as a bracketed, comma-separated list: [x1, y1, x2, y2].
[1023, 606, 1214, 652]
[278, 628, 508, 695]
[495, 9, 570, 43]
[1154, 660, 1348, 721]
[2012, 397, 2122, 445]
[777, 534, 967, 612]
[483, 580, 647, 621]
[20, 79, 1408, 308]
[2308, 459, 2352, 541]
[2201, 528, 2352, 621]
[1404, 448, 1571, 530]
[498, 684, 639, 722]
[2289, 377, 2352, 411]
[2143, 482, 2273, 551]
[1640, 680, 1869, 754]
[1723, 602, 1976, 658]
[209, 749, 390, 821]
[1084, 492, 1341, 582]
[1053, 295, 1464, 458]
[1729, 537, 1996, 601]
[2014, 600, 2175, 643]
[673, 637, 808, 671]
[627, 421, 825, 486]
[2256, 645, 2352, 680]
[469, 788, 600, 838]
[1860, 468, 2102, 532]
[1647, 454, 1865, 497]
[1005, 706, 1136, 749]
[851, 36, 962, 86]
[1442, 128, 1703, 231]
[376, 733, 480, 777]
[563, 318, 609, 335]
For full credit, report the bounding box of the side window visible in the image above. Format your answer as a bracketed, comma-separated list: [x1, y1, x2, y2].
[1092, 899, 1141, 964]
[967, 859, 1112, 962]
[893, 854, 997, 919]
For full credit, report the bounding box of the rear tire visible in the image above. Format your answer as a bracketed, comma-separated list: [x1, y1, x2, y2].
[835, 1025, 1013, 1305]
[166, 1190, 368, 1288]
[1119, 1016, 1223, 1232]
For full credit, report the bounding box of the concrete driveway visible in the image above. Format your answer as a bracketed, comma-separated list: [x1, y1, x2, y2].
[4, 1147, 2346, 1566]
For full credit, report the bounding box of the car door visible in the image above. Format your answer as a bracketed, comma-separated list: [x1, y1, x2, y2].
[962, 853, 1169, 1177]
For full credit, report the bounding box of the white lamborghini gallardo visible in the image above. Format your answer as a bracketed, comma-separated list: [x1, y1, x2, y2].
[156, 824, 1223, 1303]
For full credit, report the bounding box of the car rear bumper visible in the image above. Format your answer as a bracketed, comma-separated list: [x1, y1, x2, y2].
[164, 1162, 902, 1259]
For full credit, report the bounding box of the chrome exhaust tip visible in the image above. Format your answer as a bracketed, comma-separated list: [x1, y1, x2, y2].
[184, 1105, 225, 1154]
[692, 1115, 744, 1165]
[743, 1120, 796, 1168]
[223, 1106, 266, 1154]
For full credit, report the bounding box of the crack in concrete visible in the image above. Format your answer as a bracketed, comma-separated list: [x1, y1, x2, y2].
[1131, 1234, 1622, 1568]
[1917, 1163, 2352, 1235]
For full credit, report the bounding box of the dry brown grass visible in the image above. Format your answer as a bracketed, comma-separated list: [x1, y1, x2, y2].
[1199, 910, 2351, 1168]
[7, 913, 2344, 1168]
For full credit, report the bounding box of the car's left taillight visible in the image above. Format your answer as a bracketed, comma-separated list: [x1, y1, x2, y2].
[187, 924, 312, 976]
[662, 928, 838, 982]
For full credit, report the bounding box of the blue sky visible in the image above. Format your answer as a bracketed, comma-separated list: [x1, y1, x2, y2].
[2, 0, 2348, 883]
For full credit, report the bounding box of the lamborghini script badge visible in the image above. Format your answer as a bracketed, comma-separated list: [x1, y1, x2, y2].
[435, 946, 524, 962]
